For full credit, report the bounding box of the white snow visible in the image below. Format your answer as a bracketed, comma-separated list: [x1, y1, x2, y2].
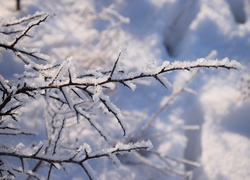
[196, 73, 250, 180]
[0, 0, 250, 180]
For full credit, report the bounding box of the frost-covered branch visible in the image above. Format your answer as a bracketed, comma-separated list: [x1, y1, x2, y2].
[10, 15, 48, 47]
[0, 55, 241, 179]
[0, 11, 243, 180]
[0, 12, 49, 63]
[0, 141, 152, 179]
[0, 141, 151, 163]
[0, 57, 241, 137]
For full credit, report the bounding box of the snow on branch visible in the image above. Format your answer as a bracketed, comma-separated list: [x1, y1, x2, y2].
[0, 57, 241, 140]
[109, 58, 241, 82]
[0, 12, 50, 62]
[2, 12, 46, 27]
[0, 11, 243, 180]
[0, 141, 152, 179]
[0, 141, 152, 163]
[6, 58, 242, 90]
[10, 14, 49, 47]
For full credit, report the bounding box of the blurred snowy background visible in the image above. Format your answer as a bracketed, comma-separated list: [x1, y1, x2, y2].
[0, 0, 250, 179]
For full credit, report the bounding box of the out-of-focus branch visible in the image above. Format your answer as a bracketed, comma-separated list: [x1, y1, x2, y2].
[136, 68, 201, 140]
[16, 0, 21, 11]
[0, 12, 49, 62]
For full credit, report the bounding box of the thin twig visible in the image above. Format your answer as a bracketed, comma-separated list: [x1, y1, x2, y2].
[109, 52, 121, 80]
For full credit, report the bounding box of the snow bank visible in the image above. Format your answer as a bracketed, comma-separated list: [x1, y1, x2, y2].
[197, 72, 250, 180]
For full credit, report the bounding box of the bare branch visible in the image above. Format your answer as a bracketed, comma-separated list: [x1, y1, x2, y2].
[52, 118, 66, 155]
[47, 163, 53, 180]
[108, 52, 121, 80]
[100, 97, 126, 136]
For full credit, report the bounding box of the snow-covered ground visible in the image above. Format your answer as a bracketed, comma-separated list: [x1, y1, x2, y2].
[0, 0, 250, 179]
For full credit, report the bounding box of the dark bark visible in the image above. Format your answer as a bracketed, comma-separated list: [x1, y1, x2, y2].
[16, 0, 21, 11]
